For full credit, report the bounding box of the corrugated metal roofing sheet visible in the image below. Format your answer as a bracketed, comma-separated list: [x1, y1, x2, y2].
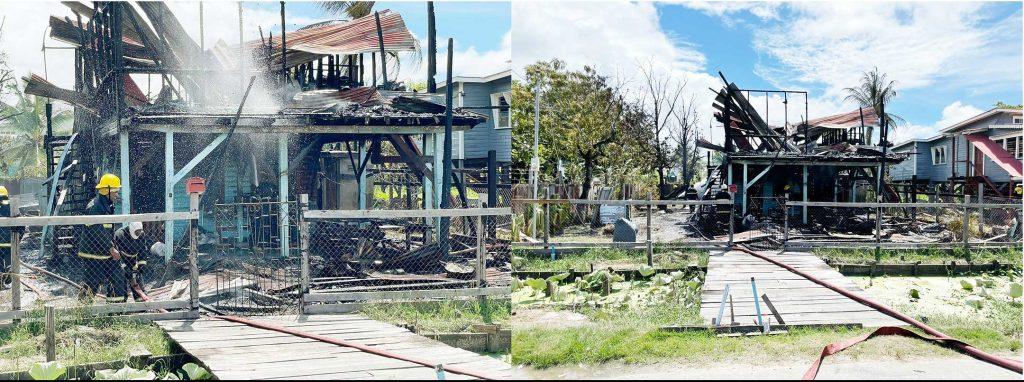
[804, 107, 879, 129]
[259, 9, 417, 69]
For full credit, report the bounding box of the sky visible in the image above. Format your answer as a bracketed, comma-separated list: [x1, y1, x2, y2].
[0, 0, 511, 103]
[513, 1, 1024, 146]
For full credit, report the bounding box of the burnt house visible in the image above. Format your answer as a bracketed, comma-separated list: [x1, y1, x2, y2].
[691, 73, 906, 226]
[26, 2, 489, 260]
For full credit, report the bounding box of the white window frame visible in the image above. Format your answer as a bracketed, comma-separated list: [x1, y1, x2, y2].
[490, 92, 511, 130]
[1013, 115, 1023, 125]
[998, 136, 1023, 159]
[931, 146, 946, 165]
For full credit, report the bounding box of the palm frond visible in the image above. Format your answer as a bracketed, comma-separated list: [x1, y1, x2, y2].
[318, 1, 376, 20]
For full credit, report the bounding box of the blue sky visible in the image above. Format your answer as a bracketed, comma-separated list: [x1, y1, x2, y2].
[656, 1, 1023, 132]
[514, 1, 1024, 144]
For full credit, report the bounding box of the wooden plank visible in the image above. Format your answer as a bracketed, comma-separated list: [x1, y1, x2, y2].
[158, 315, 511, 380]
[701, 250, 902, 327]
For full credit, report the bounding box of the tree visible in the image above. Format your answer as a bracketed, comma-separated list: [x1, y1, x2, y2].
[671, 94, 702, 187]
[0, 85, 73, 179]
[318, 1, 375, 19]
[843, 67, 904, 145]
[994, 101, 1023, 110]
[510, 60, 639, 199]
[638, 62, 684, 199]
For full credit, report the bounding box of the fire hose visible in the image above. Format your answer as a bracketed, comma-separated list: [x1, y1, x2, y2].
[730, 245, 1023, 378]
[211, 314, 495, 380]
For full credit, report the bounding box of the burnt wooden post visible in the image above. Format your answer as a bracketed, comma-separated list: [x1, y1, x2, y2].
[279, 1, 287, 84]
[374, 11, 388, 89]
[45, 306, 55, 361]
[427, 2, 437, 93]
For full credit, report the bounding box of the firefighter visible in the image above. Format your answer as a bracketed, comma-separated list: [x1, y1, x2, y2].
[78, 174, 127, 303]
[113, 222, 165, 301]
[0, 186, 11, 289]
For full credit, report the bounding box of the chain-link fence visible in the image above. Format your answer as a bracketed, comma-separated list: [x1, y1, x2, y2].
[512, 198, 735, 250]
[0, 203, 201, 325]
[784, 200, 1023, 250]
[301, 207, 513, 314]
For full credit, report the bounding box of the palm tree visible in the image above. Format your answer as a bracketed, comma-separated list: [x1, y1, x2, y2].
[318, 1, 375, 19]
[843, 67, 904, 145]
[0, 87, 73, 179]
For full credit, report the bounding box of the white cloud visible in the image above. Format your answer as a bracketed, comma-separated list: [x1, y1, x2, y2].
[753, 2, 1022, 100]
[892, 101, 984, 143]
[396, 29, 511, 85]
[675, 1, 781, 23]
[512, 1, 723, 142]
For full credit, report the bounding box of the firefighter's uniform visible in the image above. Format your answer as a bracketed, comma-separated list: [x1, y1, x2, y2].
[78, 174, 127, 303]
[113, 222, 155, 301]
[0, 186, 11, 288]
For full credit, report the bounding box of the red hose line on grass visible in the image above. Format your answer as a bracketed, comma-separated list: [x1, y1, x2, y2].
[212, 315, 495, 380]
[804, 326, 972, 379]
[731, 245, 1023, 376]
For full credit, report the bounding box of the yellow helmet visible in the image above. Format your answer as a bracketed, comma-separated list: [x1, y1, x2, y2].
[0, 186, 7, 197]
[96, 173, 122, 190]
[1015, 184, 1022, 195]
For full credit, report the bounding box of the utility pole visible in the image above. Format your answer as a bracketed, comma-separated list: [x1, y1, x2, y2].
[531, 82, 541, 237]
[280, 1, 287, 85]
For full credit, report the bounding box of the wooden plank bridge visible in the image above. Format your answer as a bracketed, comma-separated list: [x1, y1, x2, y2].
[701, 250, 903, 327]
[157, 315, 512, 380]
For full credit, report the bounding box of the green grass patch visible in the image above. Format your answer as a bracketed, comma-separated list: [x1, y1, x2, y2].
[359, 299, 511, 333]
[514, 247, 707, 272]
[0, 309, 173, 373]
[813, 247, 1022, 267]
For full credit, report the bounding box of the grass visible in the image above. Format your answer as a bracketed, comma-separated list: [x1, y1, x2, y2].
[513, 272, 1023, 368]
[813, 247, 1022, 266]
[514, 247, 708, 272]
[359, 299, 512, 333]
[0, 309, 173, 373]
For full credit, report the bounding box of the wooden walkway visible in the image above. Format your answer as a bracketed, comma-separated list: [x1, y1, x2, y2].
[701, 250, 903, 327]
[156, 315, 512, 380]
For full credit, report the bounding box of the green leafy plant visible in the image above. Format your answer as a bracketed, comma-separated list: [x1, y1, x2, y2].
[181, 363, 212, 380]
[1010, 283, 1023, 299]
[960, 279, 974, 291]
[94, 366, 156, 380]
[909, 288, 920, 300]
[28, 361, 66, 380]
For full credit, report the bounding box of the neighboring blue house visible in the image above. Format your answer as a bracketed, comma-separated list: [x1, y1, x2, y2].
[438, 70, 512, 169]
[891, 108, 1022, 196]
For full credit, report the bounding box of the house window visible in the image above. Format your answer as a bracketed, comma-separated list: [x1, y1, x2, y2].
[931, 146, 947, 165]
[997, 137, 1023, 159]
[490, 92, 510, 129]
[1013, 116, 1023, 125]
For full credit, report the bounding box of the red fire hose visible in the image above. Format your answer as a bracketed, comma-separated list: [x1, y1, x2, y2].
[731, 245, 1023, 377]
[211, 314, 495, 380]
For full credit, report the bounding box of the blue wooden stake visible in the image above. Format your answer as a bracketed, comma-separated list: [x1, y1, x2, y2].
[751, 277, 764, 329]
[715, 284, 730, 327]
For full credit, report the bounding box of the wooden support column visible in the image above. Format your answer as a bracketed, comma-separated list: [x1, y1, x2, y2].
[358, 140, 367, 210]
[119, 130, 131, 215]
[278, 133, 289, 257]
[742, 163, 748, 214]
[802, 165, 808, 224]
[164, 131, 174, 261]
